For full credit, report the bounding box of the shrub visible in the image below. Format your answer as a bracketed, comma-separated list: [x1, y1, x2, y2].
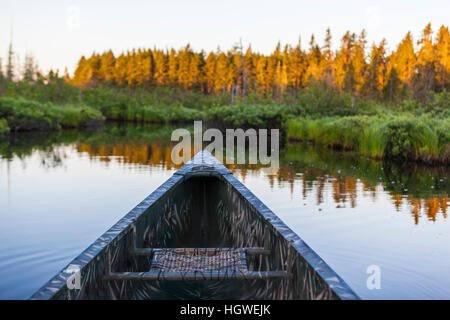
[383, 117, 439, 162]
[0, 118, 9, 137]
[295, 84, 356, 116]
[207, 104, 287, 128]
[0, 96, 104, 132]
[127, 105, 201, 123]
[58, 105, 105, 128]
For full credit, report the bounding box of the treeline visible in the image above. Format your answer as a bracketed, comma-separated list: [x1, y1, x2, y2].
[69, 24, 449, 102]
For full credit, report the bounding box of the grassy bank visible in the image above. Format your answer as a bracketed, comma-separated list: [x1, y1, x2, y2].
[287, 114, 450, 164]
[0, 97, 104, 132]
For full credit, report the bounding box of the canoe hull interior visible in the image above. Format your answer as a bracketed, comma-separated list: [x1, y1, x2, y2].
[31, 151, 359, 300]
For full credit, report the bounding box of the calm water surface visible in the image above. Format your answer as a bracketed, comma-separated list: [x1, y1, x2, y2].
[0, 124, 448, 299]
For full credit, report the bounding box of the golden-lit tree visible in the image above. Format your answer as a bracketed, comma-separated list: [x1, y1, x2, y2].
[70, 24, 448, 101]
[363, 39, 387, 99]
[334, 31, 355, 92]
[390, 32, 416, 89]
[435, 25, 450, 91]
[414, 23, 437, 97]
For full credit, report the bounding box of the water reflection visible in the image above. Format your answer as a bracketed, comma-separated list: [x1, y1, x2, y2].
[0, 124, 448, 226]
[1, 123, 450, 299]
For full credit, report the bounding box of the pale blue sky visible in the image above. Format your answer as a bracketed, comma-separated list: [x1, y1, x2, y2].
[0, 0, 448, 75]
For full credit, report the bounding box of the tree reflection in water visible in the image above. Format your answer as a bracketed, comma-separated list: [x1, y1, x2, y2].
[0, 124, 448, 224]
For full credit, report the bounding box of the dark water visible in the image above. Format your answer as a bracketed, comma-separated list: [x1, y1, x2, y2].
[0, 124, 448, 299]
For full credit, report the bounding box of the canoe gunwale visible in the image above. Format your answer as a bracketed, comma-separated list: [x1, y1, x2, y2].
[29, 173, 185, 300]
[222, 172, 359, 300]
[30, 150, 359, 300]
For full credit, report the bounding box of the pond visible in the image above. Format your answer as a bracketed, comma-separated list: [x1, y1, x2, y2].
[0, 123, 448, 299]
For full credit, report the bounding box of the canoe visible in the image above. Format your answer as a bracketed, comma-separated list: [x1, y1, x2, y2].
[30, 150, 359, 300]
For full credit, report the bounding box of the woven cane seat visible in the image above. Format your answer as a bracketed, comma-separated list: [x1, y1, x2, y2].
[150, 248, 247, 273]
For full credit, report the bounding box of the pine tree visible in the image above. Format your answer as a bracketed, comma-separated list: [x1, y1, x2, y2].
[321, 28, 335, 87]
[99, 50, 116, 85]
[363, 39, 387, 100]
[153, 50, 168, 87]
[125, 50, 138, 87]
[167, 48, 178, 86]
[306, 34, 323, 83]
[415, 23, 436, 97]
[287, 41, 307, 96]
[113, 53, 128, 86]
[6, 40, 14, 80]
[334, 31, 355, 92]
[177, 45, 192, 89]
[204, 52, 217, 94]
[383, 65, 401, 101]
[390, 31, 416, 90]
[23, 53, 37, 83]
[243, 46, 254, 96]
[254, 55, 267, 95]
[265, 42, 282, 97]
[72, 56, 89, 87]
[350, 30, 367, 94]
[215, 50, 229, 94]
[188, 52, 203, 90]
[435, 25, 450, 91]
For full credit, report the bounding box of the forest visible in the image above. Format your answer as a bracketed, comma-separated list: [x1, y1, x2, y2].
[0, 23, 448, 164]
[69, 24, 449, 101]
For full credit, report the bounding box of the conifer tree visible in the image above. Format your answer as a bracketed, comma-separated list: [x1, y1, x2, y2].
[321, 28, 335, 87]
[99, 50, 116, 85]
[415, 23, 436, 96]
[153, 50, 168, 87]
[6, 40, 14, 80]
[435, 25, 450, 91]
[204, 52, 217, 94]
[23, 53, 37, 83]
[364, 39, 387, 100]
[215, 50, 229, 94]
[167, 48, 178, 86]
[350, 30, 367, 94]
[306, 34, 323, 83]
[334, 31, 355, 92]
[390, 32, 416, 91]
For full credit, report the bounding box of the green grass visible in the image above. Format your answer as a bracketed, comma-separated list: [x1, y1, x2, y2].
[0, 96, 104, 132]
[206, 104, 290, 128]
[359, 122, 387, 159]
[286, 114, 450, 164]
[123, 105, 201, 123]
